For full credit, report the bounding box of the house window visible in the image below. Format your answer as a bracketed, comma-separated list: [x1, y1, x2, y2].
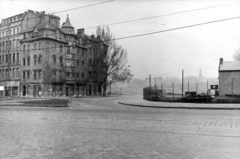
[27, 71, 30, 79]
[6, 55, 8, 63]
[23, 72, 25, 80]
[77, 60, 79, 68]
[82, 61, 85, 66]
[16, 68, 19, 77]
[13, 53, 15, 64]
[9, 54, 11, 64]
[12, 68, 15, 78]
[34, 71, 37, 80]
[23, 58, 26, 66]
[38, 55, 42, 64]
[59, 56, 63, 65]
[23, 45, 26, 53]
[17, 39, 19, 48]
[34, 55, 37, 65]
[27, 56, 30, 66]
[27, 44, 30, 52]
[60, 45, 62, 53]
[38, 70, 41, 79]
[39, 42, 41, 50]
[17, 53, 19, 63]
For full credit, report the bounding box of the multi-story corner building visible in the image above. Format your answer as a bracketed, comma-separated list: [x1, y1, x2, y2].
[0, 10, 107, 97]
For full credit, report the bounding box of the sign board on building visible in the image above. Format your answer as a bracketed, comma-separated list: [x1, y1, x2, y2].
[210, 85, 218, 90]
[0, 86, 4, 91]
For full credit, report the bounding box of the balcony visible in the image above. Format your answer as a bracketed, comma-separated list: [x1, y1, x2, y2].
[65, 54, 75, 60]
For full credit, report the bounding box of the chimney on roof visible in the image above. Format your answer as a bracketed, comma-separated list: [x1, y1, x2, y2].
[220, 58, 223, 65]
[77, 28, 84, 37]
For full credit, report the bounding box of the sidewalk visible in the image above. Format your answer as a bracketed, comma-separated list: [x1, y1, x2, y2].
[118, 98, 240, 110]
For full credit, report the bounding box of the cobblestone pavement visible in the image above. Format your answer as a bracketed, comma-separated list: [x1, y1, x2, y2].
[0, 95, 240, 159]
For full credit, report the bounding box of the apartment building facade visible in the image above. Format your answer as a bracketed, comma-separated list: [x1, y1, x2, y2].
[0, 10, 107, 97]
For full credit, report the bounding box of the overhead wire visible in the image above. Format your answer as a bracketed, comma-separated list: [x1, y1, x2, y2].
[0, 2, 239, 40]
[83, 2, 240, 29]
[1, 15, 240, 53]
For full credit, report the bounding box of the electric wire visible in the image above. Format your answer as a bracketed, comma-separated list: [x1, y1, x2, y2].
[0, 15, 240, 53]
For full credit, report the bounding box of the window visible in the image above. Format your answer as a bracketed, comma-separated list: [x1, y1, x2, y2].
[27, 71, 30, 79]
[77, 60, 79, 68]
[82, 50, 84, 56]
[13, 29, 15, 35]
[23, 58, 26, 66]
[81, 61, 85, 66]
[77, 49, 80, 55]
[38, 70, 41, 79]
[0, 55, 1, 64]
[34, 71, 37, 80]
[16, 68, 19, 77]
[77, 73, 79, 78]
[12, 68, 15, 78]
[23, 45, 26, 53]
[6, 55, 8, 63]
[17, 39, 19, 48]
[13, 53, 15, 63]
[2, 69, 4, 79]
[52, 44, 56, 51]
[23, 72, 25, 80]
[2, 55, 4, 63]
[17, 53, 19, 63]
[38, 55, 42, 64]
[27, 56, 30, 66]
[27, 44, 30, 52]
[9, 54, 11, 64]
[13, 39, 15, 48]
[17, 28, 19, 34]
[34, 55, 37, 65]
[59, 56, 63, 65]
[39, 42, 41, 50]
[34, 43, 37, 50]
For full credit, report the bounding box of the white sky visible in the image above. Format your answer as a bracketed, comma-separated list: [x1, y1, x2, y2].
[1, 0, 240, 79]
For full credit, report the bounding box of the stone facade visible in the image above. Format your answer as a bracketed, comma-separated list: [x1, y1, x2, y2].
[0, 10, 107, 97]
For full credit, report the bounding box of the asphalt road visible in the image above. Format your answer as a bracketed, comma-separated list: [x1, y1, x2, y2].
[0, 94, 240, 159]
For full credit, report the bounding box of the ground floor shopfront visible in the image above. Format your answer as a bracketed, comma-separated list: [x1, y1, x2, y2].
[0, 80, 20, 97]
[20, 82, 103, 97]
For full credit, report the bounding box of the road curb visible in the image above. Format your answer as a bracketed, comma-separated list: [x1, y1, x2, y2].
[118, 102, 240, 110]
[0, 104, 69, 108]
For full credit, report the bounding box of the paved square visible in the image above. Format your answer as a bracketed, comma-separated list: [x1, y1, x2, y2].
[0, 95, 240, 159]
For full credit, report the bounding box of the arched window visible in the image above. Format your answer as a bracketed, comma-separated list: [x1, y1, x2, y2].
[34, 55, 37, 65]
[59, 56, 63, 65]
[27, 56, 30, 66]
[52, 55, 56, 64]
[38, 54, 42, 64]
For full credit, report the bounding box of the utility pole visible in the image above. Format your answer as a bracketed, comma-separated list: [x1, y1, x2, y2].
[207, 80, 208, 103]
[161, 83, 163, 101]
[172, 82, 174, 101]
[182, 69, 184, 98]
[149, 74, 151, 99]
[232, 78, 233, 97]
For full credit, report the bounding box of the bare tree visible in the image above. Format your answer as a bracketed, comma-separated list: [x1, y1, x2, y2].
[95, 26, 133, 96]
[233, 49, 240, 61]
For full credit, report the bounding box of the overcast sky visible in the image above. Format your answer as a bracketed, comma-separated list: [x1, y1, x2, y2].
[1, 0, 240, 79]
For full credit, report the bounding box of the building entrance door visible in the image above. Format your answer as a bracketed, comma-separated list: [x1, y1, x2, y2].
[66, 87, 69, 96]
[23, 86, 26, 96]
